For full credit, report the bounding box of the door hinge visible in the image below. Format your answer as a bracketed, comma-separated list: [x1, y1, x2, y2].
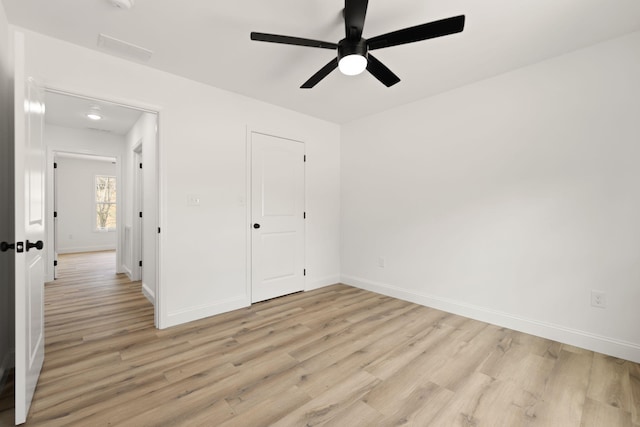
[303, 269, 306, 276]
[303, 155, 306, 162]
[158, 227, 161, 234]
[139, 212, 143, 218]
[139, 260, 143, 267]
[303, 212, 306, 219]
[53, 162, 57, 169]
[139, 163, 143, 169]
[54, 211, 58, 218]
[54, 260, 58, 267]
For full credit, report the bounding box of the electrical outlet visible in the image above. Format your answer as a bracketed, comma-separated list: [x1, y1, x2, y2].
[378, 257, 385, 268]
[591, 290, 606, 309]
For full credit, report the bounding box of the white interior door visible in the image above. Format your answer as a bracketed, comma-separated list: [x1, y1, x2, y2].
[14, 33, 46, 425]
[251, 132, 305, 303]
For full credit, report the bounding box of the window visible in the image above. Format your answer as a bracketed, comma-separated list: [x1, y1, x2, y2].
[95, 175, 116, 231]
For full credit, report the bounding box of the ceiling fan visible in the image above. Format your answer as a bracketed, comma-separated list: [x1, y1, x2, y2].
[250, 0, 465, 88]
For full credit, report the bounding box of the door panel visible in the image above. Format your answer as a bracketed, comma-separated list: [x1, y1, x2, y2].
[251, 132, 305, 303]
[14, 32, 46, 425]
[262, 151, 297, 216]
[26, 83, 44, 225]
[26, 257, 43, 370]
[261, 231, 296, 281]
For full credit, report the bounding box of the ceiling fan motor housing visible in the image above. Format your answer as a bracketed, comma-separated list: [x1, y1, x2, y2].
[338, 38, 368, 61]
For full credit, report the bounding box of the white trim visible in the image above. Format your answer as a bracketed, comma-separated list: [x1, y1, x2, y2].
[41, 87, 164, 330]
[122, 265, 133, 281]
[342, 275, 640, 364]
[245, 127, 252, 306]
[45, 86, 162, 115]
[141, 282, 155, 305]
[164, 296, 250, 329]
[131, 143, 142, 282]
[151, 120, 161, 329]
[306, 275, 340, 291]
[13, 31, 26, 423]
[57, 245, 117, 254]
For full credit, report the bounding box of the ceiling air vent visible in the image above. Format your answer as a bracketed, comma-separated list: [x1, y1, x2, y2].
[97, 33, 153, 62]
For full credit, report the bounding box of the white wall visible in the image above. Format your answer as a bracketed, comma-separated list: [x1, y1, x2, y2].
[20, 28, 341, 328]
[341, 31, 640, 363]
[55, 156, 117, 254]
[45, 124, 126, 280]
[0, 0, 15, 381]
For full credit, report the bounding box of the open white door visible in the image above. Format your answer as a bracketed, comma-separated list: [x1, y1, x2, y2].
[14, 32, 46, 425]
[251, 132, 305, 303]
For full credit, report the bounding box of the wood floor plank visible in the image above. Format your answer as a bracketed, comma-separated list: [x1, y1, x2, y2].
[2, 250, 639, 426]
[425, 371, 496, 426]
[270, 371, 380, 427]
[363, 346, 451, 415]
[629, 361, 640, 425]
[320, 400, 383, 427]
[217, 386, 310, 427]
[376, 381, 454, 426]
[580, 397, 633, 427]
[526, 349, 593, 426]
[587, 353, 634, 414]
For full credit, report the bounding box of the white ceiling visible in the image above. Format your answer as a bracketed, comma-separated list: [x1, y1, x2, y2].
[45, 91, 143, 135]
[4, 0, 640, 124]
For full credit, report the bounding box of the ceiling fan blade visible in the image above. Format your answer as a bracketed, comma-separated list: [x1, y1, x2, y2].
[251, 32, 338, 50]
[301, 58, 339, 89]
[367, 15, 465, 50]
[344, 0, 369, 40]
[366, 54, 400, 87]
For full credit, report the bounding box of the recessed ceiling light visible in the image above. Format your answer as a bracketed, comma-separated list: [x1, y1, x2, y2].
[87, 106, 102, 121]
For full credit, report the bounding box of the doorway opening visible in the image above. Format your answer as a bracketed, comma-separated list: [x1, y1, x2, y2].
[43, 89, 160, 326]
[52, 151, 118, 280]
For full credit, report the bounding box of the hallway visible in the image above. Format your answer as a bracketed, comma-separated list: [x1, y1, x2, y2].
[0, 251, 153, 426]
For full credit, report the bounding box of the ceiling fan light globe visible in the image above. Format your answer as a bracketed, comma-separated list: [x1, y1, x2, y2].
[338, 54, 367, 76]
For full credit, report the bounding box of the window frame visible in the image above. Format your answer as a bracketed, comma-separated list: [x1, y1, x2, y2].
[95, 174, 117, 232]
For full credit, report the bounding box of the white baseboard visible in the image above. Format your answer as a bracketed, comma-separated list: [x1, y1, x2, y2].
[306, 274, 340, 291]
[162, 295, 250, 329]
[57, 245, 116, 254]
[342, 275, 640, 364]
[141, 282, 155, 306]
[122, 265, 133, 281]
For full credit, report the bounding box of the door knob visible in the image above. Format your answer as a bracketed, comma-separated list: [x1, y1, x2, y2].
[1, 241, 24, 252]
[1, 242, 15, 252]
[253, 223, 261, 229]
[26, 240, 44, 251]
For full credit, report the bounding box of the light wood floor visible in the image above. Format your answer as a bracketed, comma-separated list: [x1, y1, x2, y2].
[1, 251, 639, 426]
